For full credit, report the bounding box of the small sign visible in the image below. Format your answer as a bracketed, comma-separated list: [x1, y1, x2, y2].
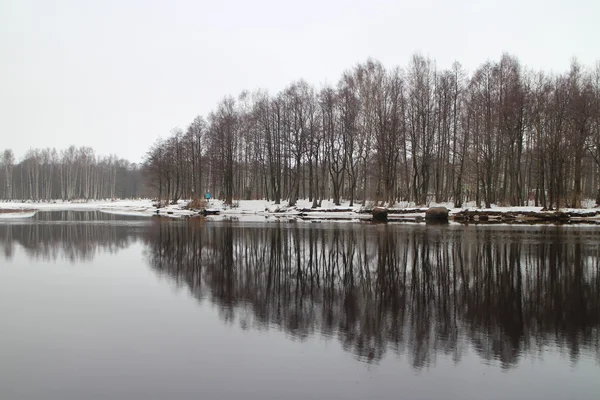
[205, 192, 211, 200]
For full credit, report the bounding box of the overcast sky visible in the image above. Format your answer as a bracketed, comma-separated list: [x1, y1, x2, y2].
[1, 0, 598, 163]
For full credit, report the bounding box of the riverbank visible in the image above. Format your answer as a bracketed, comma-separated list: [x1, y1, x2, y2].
[0, 200, 189, 219]
[1, 199, 599, 224]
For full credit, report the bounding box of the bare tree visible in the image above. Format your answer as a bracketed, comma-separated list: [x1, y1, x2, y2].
[138, 55, 600, 209]
[2, 149, 15, 200]
[320, 86, 345, 205]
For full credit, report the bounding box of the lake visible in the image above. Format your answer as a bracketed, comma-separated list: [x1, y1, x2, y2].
[1, 211, 599, 400]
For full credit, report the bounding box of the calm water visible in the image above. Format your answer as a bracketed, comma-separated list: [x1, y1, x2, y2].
[1, 212, 599, 400]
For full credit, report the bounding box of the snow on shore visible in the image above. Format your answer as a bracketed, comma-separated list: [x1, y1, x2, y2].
[0, 199, 183, 218]
[0, 199, 598, 222]
[0, 210, 38, 219]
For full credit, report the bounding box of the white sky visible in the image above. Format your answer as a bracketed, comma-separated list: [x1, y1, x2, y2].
[1, 0, 598, 163]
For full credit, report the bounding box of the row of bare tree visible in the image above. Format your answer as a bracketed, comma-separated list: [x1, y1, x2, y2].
[0, 147, 143, 200]
[145, 54, 600, 208]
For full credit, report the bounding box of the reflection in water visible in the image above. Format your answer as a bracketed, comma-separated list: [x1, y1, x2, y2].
[2, 213, 599, 371]
[0, 211, 144, 262]
[143, 222, 600, 369]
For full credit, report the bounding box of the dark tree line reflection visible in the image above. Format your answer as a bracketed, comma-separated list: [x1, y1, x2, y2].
[3, 214, 598, 369]
[0, 211, 143, 261]
[143, 222, 600, 369]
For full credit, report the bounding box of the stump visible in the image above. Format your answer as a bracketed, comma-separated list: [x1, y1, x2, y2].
[425, 207, 449, 222]
[372, 207, 388, 222]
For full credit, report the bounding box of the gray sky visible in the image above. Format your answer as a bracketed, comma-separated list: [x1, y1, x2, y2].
[1, 0, 598, 163]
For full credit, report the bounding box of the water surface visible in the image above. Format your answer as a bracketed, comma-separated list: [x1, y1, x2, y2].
[1, 212, 599, 399]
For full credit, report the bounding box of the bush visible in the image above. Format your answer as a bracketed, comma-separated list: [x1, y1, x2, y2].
[188, 198, 208, 210]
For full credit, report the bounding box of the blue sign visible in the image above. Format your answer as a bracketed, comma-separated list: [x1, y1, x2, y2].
[205, 192, 211, 200]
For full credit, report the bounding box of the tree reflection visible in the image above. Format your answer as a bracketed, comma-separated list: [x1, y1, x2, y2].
[143, 223, 600, 369]
[0, 211, 140, 261]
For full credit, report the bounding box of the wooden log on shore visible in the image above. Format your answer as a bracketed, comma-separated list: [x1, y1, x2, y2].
[358, 208, 427, 214]
[296, 208, 354, 213]
[451, 209, 591, 223]
[202, 209, 220, 216]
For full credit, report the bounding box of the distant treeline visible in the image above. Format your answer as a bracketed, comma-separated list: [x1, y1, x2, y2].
[0, 147, 144, 200]
[144, 54, 600, 208]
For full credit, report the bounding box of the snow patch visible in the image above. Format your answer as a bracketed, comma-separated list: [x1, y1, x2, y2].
[0, 211, 38, 219]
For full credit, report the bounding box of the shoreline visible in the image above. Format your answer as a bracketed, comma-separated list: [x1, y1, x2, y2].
[1, 199, 600, 224]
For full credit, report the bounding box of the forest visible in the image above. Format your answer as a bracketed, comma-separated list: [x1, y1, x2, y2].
[2, 54, 599, 208]
[0, 147, 142, 200]
[144, 54, 600, 209]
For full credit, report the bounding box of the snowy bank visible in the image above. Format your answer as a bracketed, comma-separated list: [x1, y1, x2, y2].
[0, 199, 198, 219]
[0, 210, 38, 219]
[0, 199, 599, 224]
